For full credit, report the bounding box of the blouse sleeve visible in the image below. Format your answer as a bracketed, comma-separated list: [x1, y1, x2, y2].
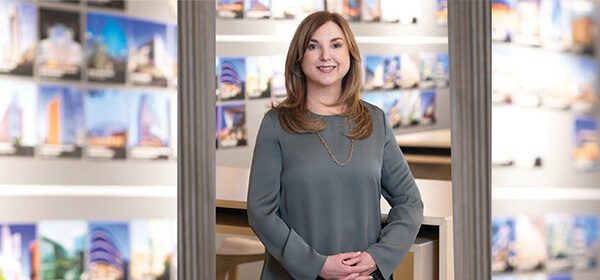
[364, 112, 425, 280]
[246, 112, 328, 280]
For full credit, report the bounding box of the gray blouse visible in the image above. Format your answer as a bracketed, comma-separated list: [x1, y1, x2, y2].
[247, 102, 424, 280]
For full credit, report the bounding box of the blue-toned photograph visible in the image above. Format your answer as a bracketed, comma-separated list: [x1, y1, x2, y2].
[88, 222, 130, 280]
[129, 92, 170, 160]
[38, 84, 84, 158]
[0, 224, 37, 280]
[219, 57, 246, 100]
[218, 103, 247, 148]
[419, 53, 437, 89]
[573, 215, 598, 270]
[0, 79, 36, 157]
[573, 115, 598, 171]
[37, 8, 83, 80]
[420, 90, 436, 125]
[343, 0, 361, 22]
[362, 91, 403, 129]
[0, 2, 36, 76]
[86, 12, 129, 84]
[546, 214, 574, 271]
[435, 53, 450, 88]
[383, 55, 400, 90]
[128, 18, 168, 87]
[39, 220, 87, 280]
[85, 89, 130, 159]
[364, 55, 384, 91]
[362, 0, 380, 22]
[491, 216, 516, 272]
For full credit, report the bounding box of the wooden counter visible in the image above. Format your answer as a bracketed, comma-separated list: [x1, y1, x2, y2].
[216, 166, 454, 280]
[396, 129, 451, 180]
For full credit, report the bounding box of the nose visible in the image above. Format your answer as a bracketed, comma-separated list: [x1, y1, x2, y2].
[320, 48, 331, 61]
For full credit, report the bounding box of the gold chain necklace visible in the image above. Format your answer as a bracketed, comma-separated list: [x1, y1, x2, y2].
[315, 131, 354, 167]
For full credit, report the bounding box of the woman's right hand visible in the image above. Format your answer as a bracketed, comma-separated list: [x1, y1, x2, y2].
[318, 252, 374, 280]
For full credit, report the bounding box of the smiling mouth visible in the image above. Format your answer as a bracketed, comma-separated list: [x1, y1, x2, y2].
[318, 66, 336, 72]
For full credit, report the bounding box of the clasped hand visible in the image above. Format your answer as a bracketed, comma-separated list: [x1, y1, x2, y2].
[318, 251, 377, 280]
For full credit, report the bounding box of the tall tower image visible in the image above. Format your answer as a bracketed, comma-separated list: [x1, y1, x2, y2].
[47, 96, 61, 145]
[0, 97, 23, 143]
[138, 95, 163, 146]
[9, 6, 20, 63]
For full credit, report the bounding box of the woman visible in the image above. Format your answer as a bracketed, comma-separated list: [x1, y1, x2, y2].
[247, 11, 424, 280]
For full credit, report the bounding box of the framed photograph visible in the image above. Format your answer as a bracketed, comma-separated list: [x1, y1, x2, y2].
[573, 115, 598, 171]
[546, 214, 574, 271]
[130, 220, 177, 280]
[515, 215, 546, 271]
[86, 12, 129, 84]
[0, 2, 36, 76]
[0, 224, 37, 280]
[435, 53, 450, 88]
[39, 220, 87, 280]
[37, 8, 83, 80]
[383, 55, 400, 90]
[361, 0, 380, 22]
[218, 103, 247, 148]
[420, 90, 436, 125]
[572, 215, 598, 270]
[38, 84, 85, 158]
[491, 216, 516, 272]
[128, 19, 169, 87]
[492, 0, 518, 42]
[85, 89, 129, 159]
[244, 0, 270, 19]
[0, 79, 36, 157]
[400, 54, 419, 89]
[88, 222, 130, 280]
[419, 53, 437, 89]
[514, 0, 542, 46]
[218, 0, 244, 19]
[436, 0, 448, 26]
[343, 0, 361, 22]
[272, 54, 287, 97]
[246, 56, 272, 99]
[128, 92, 171, 160]
[363, 55, 384, 91]
[218, 57, 246, 101]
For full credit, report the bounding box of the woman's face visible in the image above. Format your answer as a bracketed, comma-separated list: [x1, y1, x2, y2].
[301, 21, 351, 91]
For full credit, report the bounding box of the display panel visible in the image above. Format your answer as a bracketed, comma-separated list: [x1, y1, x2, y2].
[363, 55, 384, 91]
[85, 89, 129, 159]
[0, 2, 36, 77]
[419, 53, 437, 89]
[128, 19, 169, 88]
[39, 220, 87, 280]
[400, 54, 420, 89]
[420, 90, 436, 125]
[383, 55, 400, 90]
[37, 8, 83, 80]
[246, 56, 272, 99]
[218, 57, 246, 101]
[86, 12, 129, 84]
[0, 223, 37, 280]
[573, 115, 598, 171]
[244, 0, 270, 19]
[87, 222, 130, 280]
[361, 0, 380, 22]
[130, 220, 177, 280]
[218, 103, 247, 148]
[0, 79, 36, 157]
[167, 25, 177, 88]
[128, 92, 170, 160]
[218, 0, 244, 19]
[38, 84, 84, 158]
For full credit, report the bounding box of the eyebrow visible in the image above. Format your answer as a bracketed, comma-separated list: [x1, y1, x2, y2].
[309, 37, 345, 43]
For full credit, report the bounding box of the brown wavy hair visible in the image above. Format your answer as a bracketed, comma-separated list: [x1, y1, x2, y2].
[272, 11, 373, 139]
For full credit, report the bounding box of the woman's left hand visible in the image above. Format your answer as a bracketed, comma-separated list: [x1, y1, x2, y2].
[341, 252, 377, 276]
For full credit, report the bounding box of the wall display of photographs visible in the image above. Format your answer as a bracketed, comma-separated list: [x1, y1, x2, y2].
[362, 0, 380, 22]
[218, 0, 244, 19]
[244, 0, 271, 19]
[363, 55, 384, 91]
[272, 54, 286, 97]
[218, 103, 247, 148]
[167, 25, 177, 89]
[515, 216, 546, 271]
[0, 223, 37, 280]
[0, 79, 36, 157]
[128, 92, 170, 160]
[400, 54, 420, 89]
[383, 55, 401, 90]
[492, 216, 516, 273]
[435, 53, 450, 89]
[128, 19, 169, 88]
[130, 220, 177, 280]
[39, 220, 87, 280]
[572, 215, 598, 270]
[420, 90, 436, 125]
[38, 84, 84, 158]
[246, 56, 272, 99]
[87, 0, 126, 10]
[419, 53, 437, 89]
[86, 12, 129, 84]
[362, 91, 403, 128]
[573, 115, 598, 171]
[87, 222, 130, 280]
[342, 0, 361, 22]
[436, 0, 448, 25]
[0, 2, 36, 77]
[85, 89, 129, 159]
[218, 57, 246, 101]
[37, 8, 83, 80]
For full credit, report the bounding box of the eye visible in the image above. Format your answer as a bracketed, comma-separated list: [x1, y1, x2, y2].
[332, 43, 342, 48]
[307, 44, 319, 50]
